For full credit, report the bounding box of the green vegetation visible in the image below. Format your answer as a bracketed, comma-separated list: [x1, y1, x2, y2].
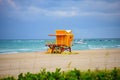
[1, 67, 120, 80]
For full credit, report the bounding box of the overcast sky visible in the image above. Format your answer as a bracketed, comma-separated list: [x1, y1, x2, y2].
[0, 0, 120, 39]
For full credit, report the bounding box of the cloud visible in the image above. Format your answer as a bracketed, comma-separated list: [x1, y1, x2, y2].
[0, 0, 2, 3]
[7, 0, 18, 10]
[88, 0, 120, 12]
[17, 6, 78, 18]
[24, 6, 120, 17]
[5, 0, 120, 20]
[27, 6, 78, 17]
[46, 10, 78, 17]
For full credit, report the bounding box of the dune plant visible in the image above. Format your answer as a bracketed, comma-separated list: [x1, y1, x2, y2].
[0, 76, 15, 80]
[1, 67, 120, 80]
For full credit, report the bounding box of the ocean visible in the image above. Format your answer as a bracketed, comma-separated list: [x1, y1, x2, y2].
[0, 38, 120, 54]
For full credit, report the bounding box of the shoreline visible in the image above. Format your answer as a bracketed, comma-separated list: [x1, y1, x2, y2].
[0, 48, 120, 78]
[0, 48, 120, 55]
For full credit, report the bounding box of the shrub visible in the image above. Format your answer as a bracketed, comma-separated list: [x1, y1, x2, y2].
[1, 67, 120, 80]
[0, 76, 15, 80]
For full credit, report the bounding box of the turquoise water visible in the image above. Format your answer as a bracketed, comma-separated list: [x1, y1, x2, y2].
[0, 39, 120, 54]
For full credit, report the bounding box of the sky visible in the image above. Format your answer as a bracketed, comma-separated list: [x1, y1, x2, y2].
[0, 0, 120, 39]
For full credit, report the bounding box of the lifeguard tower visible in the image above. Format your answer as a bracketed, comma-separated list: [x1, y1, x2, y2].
[46, 30, 74, 53]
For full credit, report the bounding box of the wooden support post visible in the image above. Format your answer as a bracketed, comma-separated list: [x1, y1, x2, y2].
[69, 47, 71, 52]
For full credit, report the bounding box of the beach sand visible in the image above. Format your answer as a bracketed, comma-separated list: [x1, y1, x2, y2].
[0, 49, 120, 78]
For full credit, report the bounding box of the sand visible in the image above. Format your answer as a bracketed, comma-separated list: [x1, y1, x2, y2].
[0, 49, 120, 78]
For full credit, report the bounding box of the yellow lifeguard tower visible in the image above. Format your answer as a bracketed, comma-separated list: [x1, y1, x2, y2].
[46, 30, 74, 53]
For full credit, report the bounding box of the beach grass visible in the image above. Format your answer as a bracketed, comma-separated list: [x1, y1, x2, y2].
[1, 67, 120, 80]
